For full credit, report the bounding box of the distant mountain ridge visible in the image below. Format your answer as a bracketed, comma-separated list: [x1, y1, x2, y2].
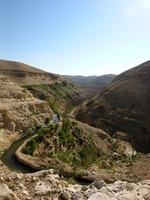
[64, 74, 116, 90]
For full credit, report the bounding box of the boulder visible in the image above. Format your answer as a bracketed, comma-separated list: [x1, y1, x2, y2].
[91, 178, 106, 189]
[59, 191, 70, 200]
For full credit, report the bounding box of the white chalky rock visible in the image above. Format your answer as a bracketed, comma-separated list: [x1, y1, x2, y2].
[88, 192, 116, 200]
[35, 181, 52, 195]
[0, 184, 20, 199]
[18, 183, 29, 196]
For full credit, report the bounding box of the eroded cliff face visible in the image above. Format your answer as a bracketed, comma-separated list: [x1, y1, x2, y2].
[0, 60, 88, 115]
[0, 75, 53, 151]
[1, 70, 62, 86]
[0, 59, 62, 86]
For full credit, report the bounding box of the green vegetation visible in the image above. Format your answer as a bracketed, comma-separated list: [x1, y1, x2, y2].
[64, 177, 77, 185]
[23, 118, 98, 169]
[24, 81, 84, 117]
[58, 119, 75, 147]
[56, 119, 98, 168]
[79, 145, 97, 167]
[109, 160, 115, 169]
[22, 138, 38, 156]
[48, 98, 59, 114]
[24, 85, 34, 92]
[39, 84, 49, 90]
[112, 140, 119, 151]
[22, 125, 55, 156]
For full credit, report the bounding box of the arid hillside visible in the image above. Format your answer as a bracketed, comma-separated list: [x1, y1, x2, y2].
[0, 59, 45, 73]
[0, 59, 62, 86]
[0, 74, 53, 152]
[75, 61, 150, 152]
[2, 59, 150, 189]
[0, 60, 87, 114]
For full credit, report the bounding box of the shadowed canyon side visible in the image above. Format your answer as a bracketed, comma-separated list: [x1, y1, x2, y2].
[75, 61, 150, 152]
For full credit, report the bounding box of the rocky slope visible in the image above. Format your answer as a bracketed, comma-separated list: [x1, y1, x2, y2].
[15, 117, 150, 184]
[75, 61, 150, 152]
[0, 74, 53, 152]
[17, 118, 112, 180]
[25, 82, 86, 114]
[0, 59, 87, 114]
[1, 59, 150, 199]
[0, 168, 150, 200]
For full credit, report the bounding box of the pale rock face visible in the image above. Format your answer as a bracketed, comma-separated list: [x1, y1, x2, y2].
[0, 184, 20, 200]
[88, 192, 116, 200]
[18, 183, 29, 196]
[0, 169, 149, 199]
[0, 75, 53, 139]
[34, 181, 52, 195]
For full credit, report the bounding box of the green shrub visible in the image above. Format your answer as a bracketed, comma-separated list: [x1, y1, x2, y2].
[57, 152, 67, 162]
[58, 119, 70, 145]
[23, 138, 38, 156]
[112, 141, 119, 151]
[36, 132, 44, 143]
[48, 98, 59, 114]
[131, 154, 137, 161]
[49, 124, 54, 132]
[72, 156, 81, 166]
[79, 146, 97, 167]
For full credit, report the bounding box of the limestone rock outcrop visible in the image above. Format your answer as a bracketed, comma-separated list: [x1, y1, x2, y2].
[0, 75, 53, 151]
[0, 169, 149, 200]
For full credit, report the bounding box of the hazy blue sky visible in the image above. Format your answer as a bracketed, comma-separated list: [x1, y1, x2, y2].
[0, 0, 150, 75]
